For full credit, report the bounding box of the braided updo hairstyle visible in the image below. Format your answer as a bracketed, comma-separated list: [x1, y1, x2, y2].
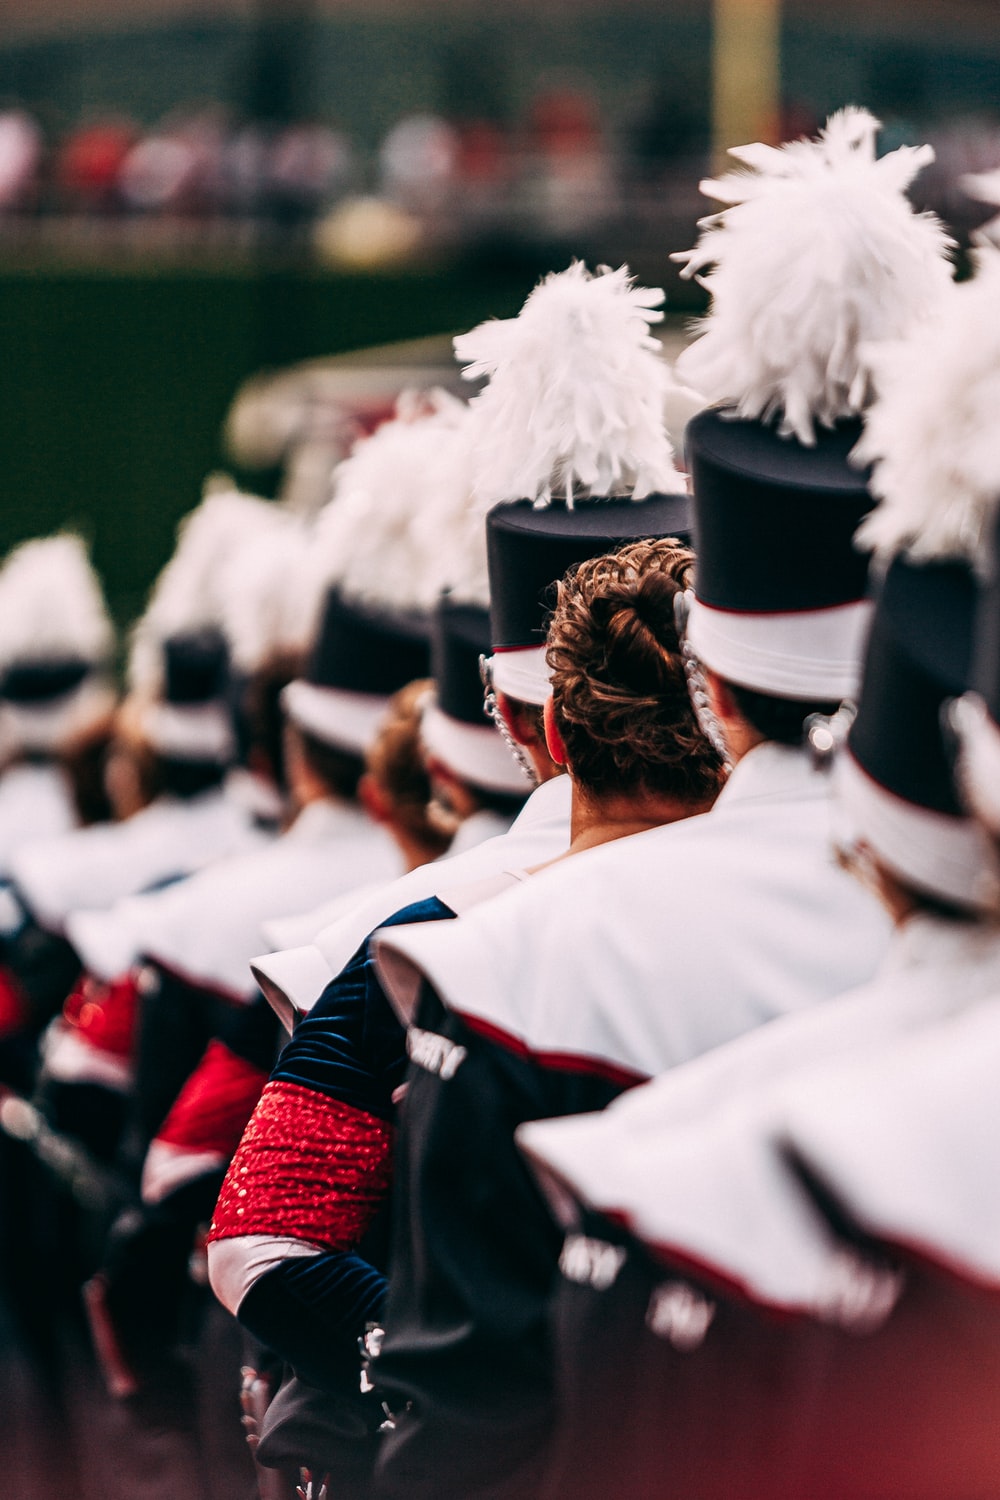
[546, 538, 726, 805]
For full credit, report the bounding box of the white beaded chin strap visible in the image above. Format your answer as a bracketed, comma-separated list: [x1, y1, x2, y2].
[478, 653, 540, 788]
[674, 588, 733, 771]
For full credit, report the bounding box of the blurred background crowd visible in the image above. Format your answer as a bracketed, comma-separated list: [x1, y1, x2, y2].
[1, 0, 1000, 270]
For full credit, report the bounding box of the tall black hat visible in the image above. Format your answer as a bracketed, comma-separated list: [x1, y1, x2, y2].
[0, 534, 116, 754]
[143, 626, 236, 764]
[838, 555, 995, 909]
[683, 412, 875, 701]
[453, 261, 693, 705]
[485, 493, 693, 704]
[420, 599, 528, 795]
[950, 508, 1000, 836]
[282, 587, 431, 755]
[846, 252, 1000, 851]
[671, 108, 953, 704]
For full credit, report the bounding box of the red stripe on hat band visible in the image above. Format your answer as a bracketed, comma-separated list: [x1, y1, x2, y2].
[693, 596, 866, 618]
[208, 1080, 393, 1251]
[155, 1039, 268, 1157]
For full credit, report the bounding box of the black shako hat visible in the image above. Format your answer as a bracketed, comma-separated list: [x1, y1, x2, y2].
[839, 555, 995, 909]
[683, 408, 875, 703]
[0, 658, 92, 704]
[163, 628, 230, 706]
[144, 626, 236, 764]
[948, 507, 1000, 837]
[282, 585, 431, 756]
[485, 492, 693, 706]
[422, 599, 527, 796]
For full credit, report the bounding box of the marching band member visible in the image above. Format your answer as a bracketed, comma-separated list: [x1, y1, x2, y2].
[208, 261, 699, 1495]
[368, 110, 946, 1500]
[518, 235, 1000, 1500]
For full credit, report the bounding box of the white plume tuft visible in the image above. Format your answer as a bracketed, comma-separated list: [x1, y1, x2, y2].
[216, 512, 317, 673]
[455, 261, 685, 507]
[129, 483, 286, 694]
[307, 390, 485, 615]
[0, 533, 113, 668]
[673, 107, 955, 445]
[854, 249, 1000, 567]
[961, 168, 1000, 249]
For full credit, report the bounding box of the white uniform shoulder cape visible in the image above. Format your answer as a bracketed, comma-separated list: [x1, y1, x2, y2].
[67, 800, 402, 999]
[259, 808, 515, 956]
[782, 986, 1000, 1292]
[374, 742, 892, 1076]
[0, 762, 78, 877]
[250, 773, 571, 1028]
[518, 915, 1000, 1314]
[10, 786, 266, 934]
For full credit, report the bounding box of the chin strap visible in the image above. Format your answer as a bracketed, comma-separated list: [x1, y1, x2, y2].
[479, 654, 540, 789]
[674, 590, 733, 771]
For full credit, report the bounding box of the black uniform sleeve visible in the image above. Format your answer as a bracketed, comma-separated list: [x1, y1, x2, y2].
[373, 981, 631, 1500]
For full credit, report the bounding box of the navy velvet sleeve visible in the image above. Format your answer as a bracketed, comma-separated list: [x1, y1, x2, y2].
[270, 895, 453, 1122]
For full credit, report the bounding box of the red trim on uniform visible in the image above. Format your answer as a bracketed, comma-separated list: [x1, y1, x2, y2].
[602, 1208, 803, 1321]
[454, 1010, 649, 1089]
[62, 972, 139, 1060]
[0, 965, 28, 1039]
[208, 1080, 394, 1251]
[152, 957, 249, 1007]
[857, 1228, 1000, 1299]
[155, 1039, 269, 1157]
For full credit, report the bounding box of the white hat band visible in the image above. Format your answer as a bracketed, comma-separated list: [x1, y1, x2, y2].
[421, 700, 527, 796]
[836, 750, 1000, 913]
[143, 700, 236, 762]
[949, 692, 1000, 838]
[686, 597, 872, 701]
[0, 678, 116, 756]
[488, 646, 553, 707]
[282, 679, 390, 756]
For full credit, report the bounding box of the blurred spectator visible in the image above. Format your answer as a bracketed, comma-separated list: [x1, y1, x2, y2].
[0, 110, 42, 213]
[265, 120, 353, 226]
[56, 117, 136, 214]
[522, 81, 616, 238]
[379, 112, 460, 214]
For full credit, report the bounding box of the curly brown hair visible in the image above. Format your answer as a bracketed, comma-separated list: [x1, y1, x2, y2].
[546, 538, 726, 805]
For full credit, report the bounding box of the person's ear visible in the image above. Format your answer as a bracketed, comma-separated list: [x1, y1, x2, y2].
[358, 770, 391, 824]
[542, 695, 568, 767]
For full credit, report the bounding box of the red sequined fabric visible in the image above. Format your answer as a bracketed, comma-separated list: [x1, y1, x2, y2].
[209, 1080, 394, 1251]
[156, 1039, 269, 1156]
[0, 965, 27, 1038]
[63, 972, 139, 1060]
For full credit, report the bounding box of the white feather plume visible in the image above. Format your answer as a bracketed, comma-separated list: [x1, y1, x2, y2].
[854, 248, 1000, 567]
[307, 390, 484, 615]
[455, 261, 685, 507]
[129, 483, 286, 694]
[216, 512, 316, 673]
[673, 107, 955, 445]
[961, 168, 1000, 249]
[0, 533, 113, 668]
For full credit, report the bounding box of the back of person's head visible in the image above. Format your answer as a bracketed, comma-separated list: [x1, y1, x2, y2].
[291, 725, 367, 805]
[547, 538, 726, 806]
[364, 679, 453, 865]
[721, 681, 843, 748]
